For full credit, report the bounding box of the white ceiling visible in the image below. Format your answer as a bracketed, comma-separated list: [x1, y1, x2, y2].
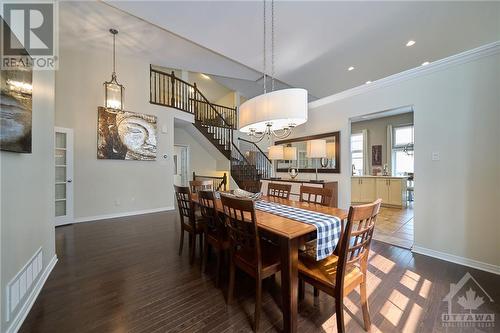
[59, 1, 261, 81]
[107, 0, 500, 98]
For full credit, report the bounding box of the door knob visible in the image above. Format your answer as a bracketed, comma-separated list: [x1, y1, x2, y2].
[67, 179, 72, 183]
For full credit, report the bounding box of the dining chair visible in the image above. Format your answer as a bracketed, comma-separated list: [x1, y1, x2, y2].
[189, 180, 214, 193]
[299, 185, 333, 206]
[198, 190, 229, 287]
[174, 185, 205, 264]
[267, 182, 292, 199]
[298, 199, 382, 333]
[220, 194, 281, 332]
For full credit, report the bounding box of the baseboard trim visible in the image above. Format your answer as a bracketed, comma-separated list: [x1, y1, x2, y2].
[73, 206, 175, 224]
[412, 246, 500, 275]
[6, 255, 58, 333]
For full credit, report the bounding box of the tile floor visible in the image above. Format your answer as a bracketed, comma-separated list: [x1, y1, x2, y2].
[373, 202, 414, 249]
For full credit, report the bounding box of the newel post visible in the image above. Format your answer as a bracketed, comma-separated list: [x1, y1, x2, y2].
[170, 71, 175, 106]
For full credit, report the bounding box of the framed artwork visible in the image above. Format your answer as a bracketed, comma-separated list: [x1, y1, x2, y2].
[0, 68, 33, 153]
[97, 107, 157, 160]
[372, 145, 382, 166]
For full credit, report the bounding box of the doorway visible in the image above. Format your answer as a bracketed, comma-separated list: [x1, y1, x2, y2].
[349, 107, 414, 249]
[54, 127, 74, 226]
[173, 145, 189, 186]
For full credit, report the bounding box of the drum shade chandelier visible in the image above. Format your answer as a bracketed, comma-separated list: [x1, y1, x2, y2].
[104, 29, 125, 111]
[238, 0, 308, 142]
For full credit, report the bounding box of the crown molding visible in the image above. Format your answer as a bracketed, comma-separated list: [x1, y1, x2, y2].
[309, 41, 500, 109]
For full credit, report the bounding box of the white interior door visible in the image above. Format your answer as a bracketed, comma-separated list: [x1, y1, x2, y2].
[55, 127, 74, 226]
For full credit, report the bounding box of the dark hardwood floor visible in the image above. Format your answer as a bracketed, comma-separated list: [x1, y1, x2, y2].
[20, 210, 499, 332]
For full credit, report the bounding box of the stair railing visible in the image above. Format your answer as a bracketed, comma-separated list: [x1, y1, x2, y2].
[150, 66, 236, 153]
[237, 138, 273, 180]
[192, 172, 227, 191]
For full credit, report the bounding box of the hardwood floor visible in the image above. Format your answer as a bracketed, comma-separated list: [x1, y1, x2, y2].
[20, 210, 499, 333]
[372, 204, 414, 249]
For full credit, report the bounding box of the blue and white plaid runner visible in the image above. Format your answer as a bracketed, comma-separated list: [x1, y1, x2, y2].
[254, 200, 342, 260]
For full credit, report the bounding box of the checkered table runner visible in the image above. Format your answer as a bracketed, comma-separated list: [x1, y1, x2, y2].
[254, 200, 342, 260]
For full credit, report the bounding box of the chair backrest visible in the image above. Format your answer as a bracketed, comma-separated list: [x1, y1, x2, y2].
[299, 185, 333, 206]
[220, 194, 261, 269]
[336, 199, 382, 291]
[198, 190, 225, 239]
[190, 180, 213, 193]
[174, 185, 195, 223]
[267, 182, 292, 199]
[238, 180, 262, 193]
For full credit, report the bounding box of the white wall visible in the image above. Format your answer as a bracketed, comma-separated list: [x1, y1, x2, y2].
[55, 47, 192, 220]
[1, 70, 56, 332]
[276, 51, 500, 269]
[174, 126, 230, 181]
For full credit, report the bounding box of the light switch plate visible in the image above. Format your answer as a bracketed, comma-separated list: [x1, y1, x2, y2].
[432, 152, 440, 161]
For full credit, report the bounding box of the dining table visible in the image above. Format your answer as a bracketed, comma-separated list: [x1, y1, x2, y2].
[191, 194, 348, 333]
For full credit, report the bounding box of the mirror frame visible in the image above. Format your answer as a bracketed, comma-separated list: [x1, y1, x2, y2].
[275, 131, 341, 174]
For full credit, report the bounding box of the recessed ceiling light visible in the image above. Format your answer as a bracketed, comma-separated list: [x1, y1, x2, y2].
[365, 81, 372, 84]
[406, 40, 416, 47]
[200, 73, 210, 80]
[348, 66, 355, 71]
[421, 61, 430, 66]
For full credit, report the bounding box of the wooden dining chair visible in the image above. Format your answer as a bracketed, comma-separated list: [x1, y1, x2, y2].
[267, 182, 292, 199]
[199, 190, 229, 287]
[299, 185, 333, 206]
[220, 194, 281, 332]
[189, 180, 213, 193]
[298, 199, 382, 333]
[174, 185, 205, 264]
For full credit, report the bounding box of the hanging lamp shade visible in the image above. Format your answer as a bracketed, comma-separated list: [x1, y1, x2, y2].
[104, 28, 124, 111]
[104, 74, 124, 110]
[238, 88, 308, 133]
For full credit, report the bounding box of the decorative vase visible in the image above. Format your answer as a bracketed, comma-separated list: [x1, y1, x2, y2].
[288, 167, 299, 179]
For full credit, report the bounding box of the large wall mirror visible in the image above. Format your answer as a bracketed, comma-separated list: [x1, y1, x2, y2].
[275, 131, 340, 173]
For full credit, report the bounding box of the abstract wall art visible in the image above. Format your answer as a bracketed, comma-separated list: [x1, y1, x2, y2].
[97, 107, 157, 160]
[0, 68, 33, 153]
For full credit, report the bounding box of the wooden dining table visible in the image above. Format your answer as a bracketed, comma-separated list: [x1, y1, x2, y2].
[191, 194, 348, 333]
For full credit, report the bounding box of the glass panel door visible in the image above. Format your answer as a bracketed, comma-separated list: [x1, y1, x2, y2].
[55, 128, 73, 226]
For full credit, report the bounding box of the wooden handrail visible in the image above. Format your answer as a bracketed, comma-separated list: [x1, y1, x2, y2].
[193, 172, 227, 191]
[238, 137, 272, 163]
[150, 66, 236, 130]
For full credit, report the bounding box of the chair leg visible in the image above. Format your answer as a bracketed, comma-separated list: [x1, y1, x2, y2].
[298, 279, 305, 301]
[335, 298, 345, 333]
[198, 234, 203, 258]
[227, 259, 235, 304]
[360, 280, 371, 331]
[202, 237, 209, 273]
[314, 287, 320, 298]
[189, 234, 196, 264]
[254, 278, 262, 332]
[178, 227, 184, 256]
[215, 250, 222, 287]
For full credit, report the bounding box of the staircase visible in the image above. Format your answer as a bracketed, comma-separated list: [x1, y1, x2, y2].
[150, 67, 271, 191]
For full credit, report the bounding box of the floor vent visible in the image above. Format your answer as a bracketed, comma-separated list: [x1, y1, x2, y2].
[5, 248, 43, 322]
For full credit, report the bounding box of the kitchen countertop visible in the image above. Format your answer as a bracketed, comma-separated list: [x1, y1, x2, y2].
[352, 175, 408, 179]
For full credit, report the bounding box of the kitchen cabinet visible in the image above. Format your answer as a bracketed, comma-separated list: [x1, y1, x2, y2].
[352, 176, 407, 208]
